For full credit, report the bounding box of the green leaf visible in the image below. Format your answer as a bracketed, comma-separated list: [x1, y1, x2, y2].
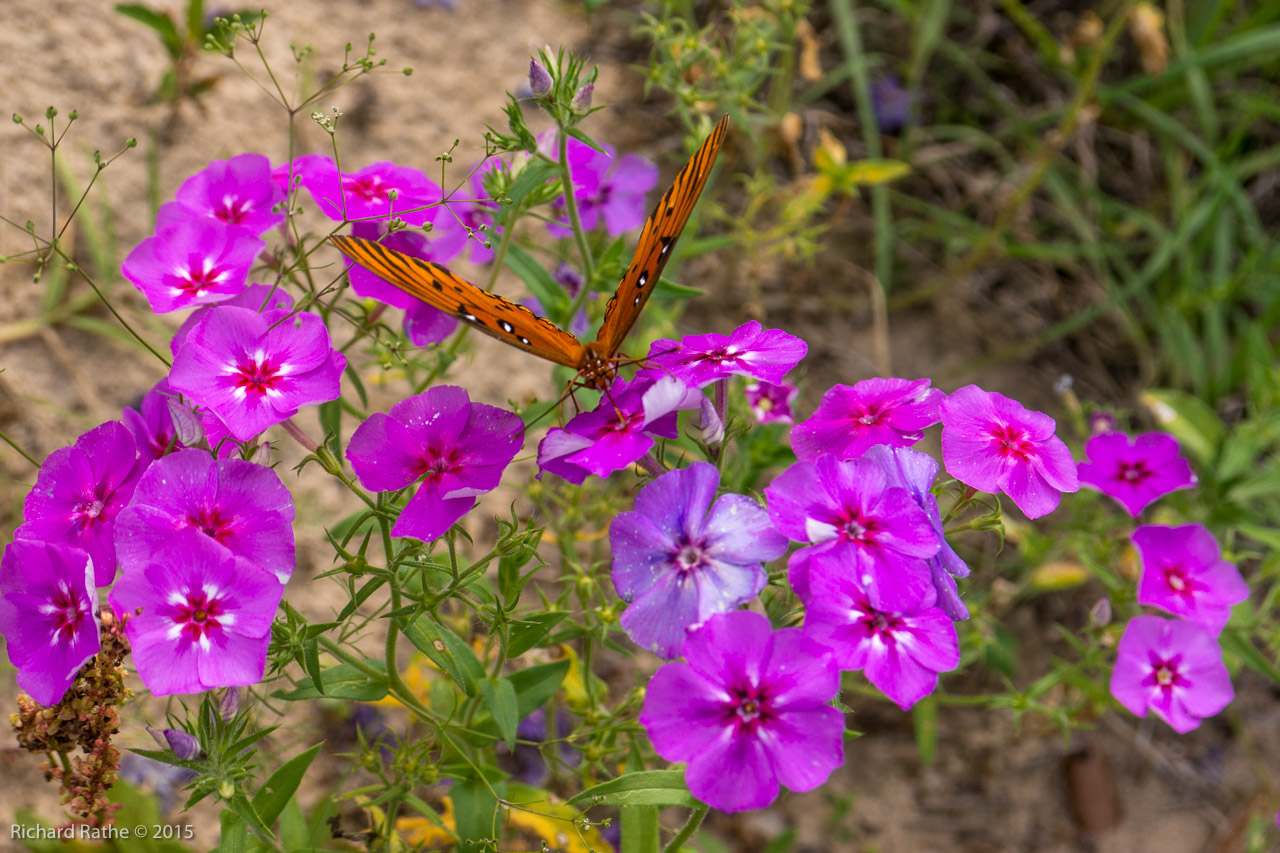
[912, 693, 938, 767]
[620, 805, 661, 853]
[274, 661, 387, 701]
[217, 806, 250, 853]
[1219, 629, 1280, 684]
[318, 399, 343, 464]
[509, 659, 570, 718]
[504, 243, 569, 314]
[479, 677, 520, 748]
[505, 611, 568, 657]
[252, 743, 323, 828]
[185, 0, 204, 37]
[565, 127, 605, 153]
[451, 771, 504, 852]
[115, 4, 184, 59]
[1140, 388, 1225, 464]
[495, 160, 558, 226]
[226, 791, 271, 837]
[652, 276, 703, 300]
[567, 769, 699, 808]
[399, 615, 484, 696]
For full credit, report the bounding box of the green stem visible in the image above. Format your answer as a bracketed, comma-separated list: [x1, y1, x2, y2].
[558, 129, 596, 284]
[0, 428, 41, 468]
[661, 805, 709, 853]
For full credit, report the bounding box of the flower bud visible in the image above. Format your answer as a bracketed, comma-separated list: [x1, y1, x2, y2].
[168, 397, 205, 447]
[529, 60, 552, 97]
[697, 397, 724, 446]
[149, 726, 200, 760]
[571, 81, 594, 113]
[219, 687, 240, 721]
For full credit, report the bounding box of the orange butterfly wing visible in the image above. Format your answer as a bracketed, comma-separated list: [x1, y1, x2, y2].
[329, 234, 586, 369]
[594, 115, 730, 356]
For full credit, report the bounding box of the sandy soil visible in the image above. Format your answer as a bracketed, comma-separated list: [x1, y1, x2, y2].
[1, 1, 1277, 851]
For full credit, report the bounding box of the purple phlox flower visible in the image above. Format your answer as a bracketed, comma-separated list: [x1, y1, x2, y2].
[0, 541, 100, 706]
[110, 528, 280, 696]
[536, 374, 701, 484]
[863, 445, 971, 620]
[123, 378, 191, 461]
[610, 463, 786, 658]
[791, 377, 944, 462]
[277, 155, 441, 227]
[744, 381, 798, 426]
[1088, 411, 1118, 435]
[804, 568, 958, 710]
[541, 132, 659, 237]
[346, 386, 524, 542]
[639, 610, 844, 813]
[172, 153, 286, 235]
[1078, 432, 1197, 517]
[501, 708, 581, 786]
[646, 322, 808, 389]
[123, 216, 264, 314]
[1109, 615, 1233, 733]
[171, 283, 293, 357]
[870, 74, 915, 135]
[765, 454, 940, 610]
[1132, 524, 1248, 635]
[116, 448, 296, 583]
[16, 421, 143, 586]
[338, 222, 459, 346]
[553, 262, 585, 296]
[940, 385, 1079, 519]
[168, 305, 346, 442]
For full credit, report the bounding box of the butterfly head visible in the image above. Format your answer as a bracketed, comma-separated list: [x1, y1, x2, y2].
[579, 341, 619, 390]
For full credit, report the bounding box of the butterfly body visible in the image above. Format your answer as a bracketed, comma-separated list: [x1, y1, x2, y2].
[330, 115, 729, 391]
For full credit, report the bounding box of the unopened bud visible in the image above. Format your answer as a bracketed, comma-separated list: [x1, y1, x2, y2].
[571, 81, 594, 113]
[697, 397, 724, 446]
[1090, 597, 1112, 627]
[219, 687, 240, 721]
[529, 60, 552, 97]
[168, 398, 204, 447]
[149, 726, 200, 760]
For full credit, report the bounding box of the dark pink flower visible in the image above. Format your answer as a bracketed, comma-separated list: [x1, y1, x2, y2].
[1078, 432, 1197, 517]
[744, 381, 798, 425]
[804, 567, 958, 710]
[1110, 615, 1233, 733]
[346, 386, 524, 542]
[122, 217, 264, 313]
[0, 542, 100, 706]
[171, 153, 286, 235]
[765, 455, 939, 609]
[1133, 525, 1248, 635]
[610, 463, 786, 658]
[168, 306, 346, 441]
[15, 421, 143, 586]
[279, 155, 441, 227]
[536, 375, 700, 484]
[939, 385, 1078, 519]
[791, 378, 943, 462]
[116, 448, 296, 583]
[109, 529, 281, 696]
[639, 611, 844, 813]
[646, 322, 807, 389]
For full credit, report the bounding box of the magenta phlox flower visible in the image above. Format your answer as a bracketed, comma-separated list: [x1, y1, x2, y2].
[168, 305, 346, 441]
[1110, 615, 1233, 733]
[171, 283, 293, 356]
[541, 133, 658, 237]
[536, 375, 701, 484]
[646, 322, 807, 389]
[791, 378, 943, 462]
[639, 611, 844, 813]
[171, 153, 286, 235]
[610, 463, 786, 658]
[123, 216, 264, 314]
[347, 386, 524, 542]
[1078, 432, 1197, 517]
[123, 378, 190, 461]
[116, 448, 296, 583]
[804, 569, 958, 710]
[16, 421, 143, 586]
[109, 528, 281, 696]
[765, 454, 939, 609]
[0, 541, 100, 706]
[338, 222, 460, 346]
[745, 381, 798, 425]
[940, 385, 1079, 519]
[279, 155, 440, 227]
[1132, 524, 1248, 635]
[863, 445, 970, 620]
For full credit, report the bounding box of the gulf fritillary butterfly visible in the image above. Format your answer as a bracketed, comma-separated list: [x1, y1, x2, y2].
[329, 115, 729, 390]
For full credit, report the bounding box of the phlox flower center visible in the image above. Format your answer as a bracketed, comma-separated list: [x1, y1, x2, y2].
[725, 682, 773, 733]
[344, 174, 390, 202]
[853, 403, 886, 427]
[412, 446, 462, 484]
[987, 423, 1036, 461]
[215, 193, 256, 226]
[170, 587, 229, 645]
[674, 542, 706, 575]
[1146, 652, 1185, 693]
[1116, 460, 1152, 484]
[866, 609, 905, 645]
[228, 350, 291, 400]
[42, 582, 90, 644]
[1162, 564, 1193, 597]
[186, 505, 235, 545]
[174, 256, 231, 297]
[841, 513, 878, 545]
[693, 345, 741, 367]
[72, 488, 109, 528]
